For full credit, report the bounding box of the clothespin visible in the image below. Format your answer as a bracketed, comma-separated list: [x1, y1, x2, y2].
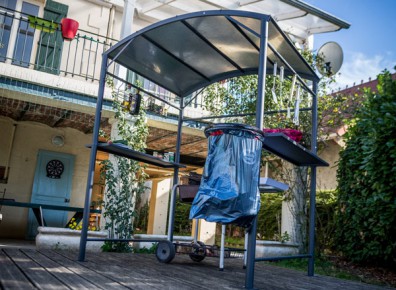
[287, 74, 297, 119]
[271, 62, 278, 104]
[279, 66, 284, 107]
[293, 84, 301, 125]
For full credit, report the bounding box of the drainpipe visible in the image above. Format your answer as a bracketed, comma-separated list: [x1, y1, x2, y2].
[115, 0, 136, 86]
[4, 124, 17, 180]
[121, 0, 135, 39]
[106, 4, 116, 42]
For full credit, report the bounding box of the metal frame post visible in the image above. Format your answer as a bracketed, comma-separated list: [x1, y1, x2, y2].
[167, 98, 184, 242]
[167, 184, 179, 241]
[193, 219, 199, 243]
[245, 17, 268, 290]
[78, 55, 108, 261]
[219, 224, 226, 270]
[243, 232, 248, 268]
[308, 80, 318, 275]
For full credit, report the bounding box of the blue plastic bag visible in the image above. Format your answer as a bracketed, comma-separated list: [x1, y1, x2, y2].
[189, 124, 263, 228]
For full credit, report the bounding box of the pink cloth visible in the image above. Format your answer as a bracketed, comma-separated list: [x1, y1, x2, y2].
[263, 128, 303, 143]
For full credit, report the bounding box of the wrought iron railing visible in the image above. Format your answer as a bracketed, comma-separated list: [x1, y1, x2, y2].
[0, 5, 116, 82]
[0, 5, 207, 119]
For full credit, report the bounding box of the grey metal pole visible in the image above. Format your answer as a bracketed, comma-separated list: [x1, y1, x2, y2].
[219, 224, 226, 271]
[193, 219, 199, 243]
[308, 80, 318, 275]
[167, 184, 178, 241]
[255, 22, 268, 129]
[245, 18, 268, 290]
[243, 232, 248, 268]
[168, 98, 184, 242]
[78, 55, 108, 262]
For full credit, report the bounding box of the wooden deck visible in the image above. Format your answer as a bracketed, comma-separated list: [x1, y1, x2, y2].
[0, 247, 392, 289]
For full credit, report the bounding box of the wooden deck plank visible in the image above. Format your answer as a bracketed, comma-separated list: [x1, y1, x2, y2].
[0, 249, 33, 289]
[0, 247, 391, 290]
[21, 249, 105, 290]
[81, 251, 387, 290]
[95, 252, 246, 289]
[89, 252, 231, 289]
[3, 248, 69, 290]
[57, 250, 201, 290]
[38, 250, 128, 290]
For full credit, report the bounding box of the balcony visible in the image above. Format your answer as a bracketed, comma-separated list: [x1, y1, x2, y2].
[0, 5, 115, 82]
[0, 5, 209, 125]
[0, 5, 210, 166]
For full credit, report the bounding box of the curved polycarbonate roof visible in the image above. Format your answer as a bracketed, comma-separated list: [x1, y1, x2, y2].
[105, 10, 319, 98]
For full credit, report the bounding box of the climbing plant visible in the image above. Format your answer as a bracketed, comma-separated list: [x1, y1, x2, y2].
[100, 79, 149, 252]
[335, 69, 396, 265]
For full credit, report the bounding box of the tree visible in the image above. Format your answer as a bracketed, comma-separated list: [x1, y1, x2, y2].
[335, 69, 396, 265]
[202, 51, 335, 250]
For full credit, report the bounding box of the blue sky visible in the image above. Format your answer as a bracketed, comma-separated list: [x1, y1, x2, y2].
[304, 0, 396, 90]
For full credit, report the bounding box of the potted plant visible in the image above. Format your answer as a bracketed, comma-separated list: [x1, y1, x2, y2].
[36, 216, 107, 252]
[28, 16, 58, 33]
[61, 18, 79, 40]
[36, 226, 107, 252]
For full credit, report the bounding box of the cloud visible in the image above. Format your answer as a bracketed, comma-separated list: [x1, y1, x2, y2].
[331, 52, 395, 91]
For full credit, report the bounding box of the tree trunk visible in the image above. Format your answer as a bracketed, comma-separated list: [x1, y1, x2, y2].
[281, 163, 308, 253]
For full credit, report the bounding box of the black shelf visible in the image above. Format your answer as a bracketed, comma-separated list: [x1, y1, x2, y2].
[89, 143, 186, 169]
[262, 133, 329, 167]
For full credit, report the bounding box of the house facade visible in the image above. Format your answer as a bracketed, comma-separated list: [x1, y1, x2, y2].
[0, 0, 349, 242]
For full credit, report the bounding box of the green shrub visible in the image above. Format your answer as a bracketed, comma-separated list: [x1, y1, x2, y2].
[315, 190, 337, 253]
[257, 194, 283, 240]
[335, 69, 396, 265]
[173, 200, 192, 235]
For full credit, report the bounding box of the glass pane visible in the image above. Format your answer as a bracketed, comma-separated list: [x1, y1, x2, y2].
[186, 16, 259, 70]
[146, 21, 238, 78]
[12, 1, 39, 67]
[0, 0, 17, 62]
[112, 36, 206, 96]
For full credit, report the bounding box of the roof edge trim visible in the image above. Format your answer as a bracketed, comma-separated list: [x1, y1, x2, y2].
[279, 0, 351, 29]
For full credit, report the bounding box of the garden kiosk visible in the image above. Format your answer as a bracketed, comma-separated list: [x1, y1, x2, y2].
[79, 10, 328, 289]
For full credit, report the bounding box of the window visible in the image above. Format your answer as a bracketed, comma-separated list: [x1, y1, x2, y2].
[12, 1, 39, 67]
[0, 0, 17, 62]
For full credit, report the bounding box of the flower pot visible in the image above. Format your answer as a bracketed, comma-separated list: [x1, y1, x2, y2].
[61, 18, 79, 40]
[255, 240, 299, 258]
[35, 226, 107, 252]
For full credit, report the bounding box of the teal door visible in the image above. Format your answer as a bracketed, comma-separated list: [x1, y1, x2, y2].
[27, 150, 75, 238]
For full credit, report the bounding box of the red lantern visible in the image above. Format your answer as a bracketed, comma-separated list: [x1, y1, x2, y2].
[61, 18, 79, 40]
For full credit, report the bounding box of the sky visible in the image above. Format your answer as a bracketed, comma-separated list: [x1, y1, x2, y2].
[303, 0, 396, 91]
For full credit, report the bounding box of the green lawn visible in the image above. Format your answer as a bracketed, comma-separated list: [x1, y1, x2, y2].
[267, 257, 391, 287]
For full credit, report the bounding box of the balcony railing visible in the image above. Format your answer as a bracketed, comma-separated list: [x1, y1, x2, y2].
[0, 5, 116, 82]
[0, 5, 208, 120]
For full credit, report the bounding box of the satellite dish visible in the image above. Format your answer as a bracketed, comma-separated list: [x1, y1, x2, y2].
[316, 41, 343, 77]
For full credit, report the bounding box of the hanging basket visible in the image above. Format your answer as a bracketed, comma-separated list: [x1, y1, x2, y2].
[61, 18, 79, 40]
